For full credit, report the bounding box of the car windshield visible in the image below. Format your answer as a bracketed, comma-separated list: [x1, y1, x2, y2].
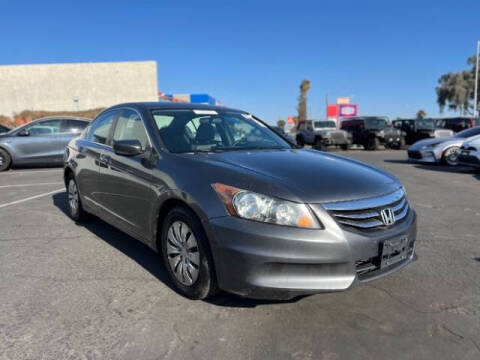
[314, 121, 336, 128]
[365, 118, 387, 129]
[151, 109, 291, 153]
[455, 127, 480, 138]
[416, 119, 434, 129]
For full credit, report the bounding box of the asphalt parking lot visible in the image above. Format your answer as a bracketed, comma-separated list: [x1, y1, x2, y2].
[1, 151, 479, 360]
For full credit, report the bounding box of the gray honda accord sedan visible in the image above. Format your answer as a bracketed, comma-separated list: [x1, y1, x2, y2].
[64, 102, 417, 300]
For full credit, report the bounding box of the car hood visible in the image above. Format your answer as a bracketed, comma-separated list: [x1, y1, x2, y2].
[408, 136, 459, 150]
[462, 134, 480, 148]
[202, 149, 400, 203]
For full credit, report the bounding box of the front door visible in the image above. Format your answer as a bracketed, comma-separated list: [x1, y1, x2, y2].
[13, 119, 63, 165]
[99, 109, 155, 242]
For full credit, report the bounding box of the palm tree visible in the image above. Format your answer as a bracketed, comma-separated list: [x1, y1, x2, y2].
[297, 79, 311, 122]
[416, 109, 426, 119]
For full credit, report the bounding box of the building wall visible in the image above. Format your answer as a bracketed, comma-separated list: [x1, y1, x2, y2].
[0, 61, 158, 116]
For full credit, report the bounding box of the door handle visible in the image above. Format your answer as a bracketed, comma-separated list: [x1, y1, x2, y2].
[99, 154, 111, 166]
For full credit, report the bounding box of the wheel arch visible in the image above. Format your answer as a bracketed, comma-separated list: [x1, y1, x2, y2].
[154, 196, 219, 284]
[63, 166, 74, 187]
[0, 145, 13, 164]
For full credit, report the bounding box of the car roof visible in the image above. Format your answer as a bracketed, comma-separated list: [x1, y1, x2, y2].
[108, 102, 246, 114]
[31, 116, 91, 122]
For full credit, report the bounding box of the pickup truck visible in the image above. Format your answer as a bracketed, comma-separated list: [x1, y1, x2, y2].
[296, 120, 352, 150]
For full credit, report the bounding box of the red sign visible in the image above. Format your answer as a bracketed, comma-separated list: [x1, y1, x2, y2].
[339, 104, 358, 117]
[327, 105, 338, 117]
[287, 116, 295, 124]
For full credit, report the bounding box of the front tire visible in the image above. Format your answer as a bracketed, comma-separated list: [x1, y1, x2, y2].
[314, 137, 325, 151]
[443, 146, 460, 166]
[160, 206, 218, 300]
[0, 148, 12, 172]
[340, 143, 350, 151]
[296, 136, 304, 147]
[367, 137, 379, 151]
[66, 174, 88, 222]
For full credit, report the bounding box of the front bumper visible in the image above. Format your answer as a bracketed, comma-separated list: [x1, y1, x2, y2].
[458, 150, 480, 168]
[407, 149, 438, 163]
[206, 209, 417, 300]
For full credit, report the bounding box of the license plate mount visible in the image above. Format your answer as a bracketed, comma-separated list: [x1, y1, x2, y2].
[381, 237, 409, 268]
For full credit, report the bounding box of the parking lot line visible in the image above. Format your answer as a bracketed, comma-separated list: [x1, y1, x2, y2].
[0, 182, 63, 189]
[3, 169, 62, 175]
[0, 188, 64, 209]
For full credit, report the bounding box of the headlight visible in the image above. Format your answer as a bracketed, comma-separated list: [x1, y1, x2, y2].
[212, 183, 321, 229]
[422, 143, 440, 150]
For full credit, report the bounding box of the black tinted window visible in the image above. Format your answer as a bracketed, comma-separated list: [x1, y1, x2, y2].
[88, 111, 117, 145]
[455, 127, 480, 138]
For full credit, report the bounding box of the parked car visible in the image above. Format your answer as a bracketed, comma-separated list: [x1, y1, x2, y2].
[435, 117, 480, 133]
[407, 127, 480, 165]
[0, 124, 11, 134]
[0, 116, 90, 171]
[271, 126, 295, 143]
[392, 118, 453, 145]
[458, 135, 480, 168]
[296, 120, 351, 150]
[340, 116, 405, 150]
[64, 102, 417, 300]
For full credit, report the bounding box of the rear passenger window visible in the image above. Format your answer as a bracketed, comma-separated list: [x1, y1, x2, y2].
[88, 111, 117, 145]
[63, 120, 88, 134]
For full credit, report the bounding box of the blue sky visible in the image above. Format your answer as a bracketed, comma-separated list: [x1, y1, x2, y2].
[1, 0, 479, 124]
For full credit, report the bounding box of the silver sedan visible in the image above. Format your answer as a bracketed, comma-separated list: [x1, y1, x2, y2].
[407, 127, 480, 166]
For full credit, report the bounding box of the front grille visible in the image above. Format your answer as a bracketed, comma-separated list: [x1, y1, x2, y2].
[331, 132, 346, 142]
[322, 188, 409, 231]
[408, 150, 422, 159]
[436, 130, 452, 137]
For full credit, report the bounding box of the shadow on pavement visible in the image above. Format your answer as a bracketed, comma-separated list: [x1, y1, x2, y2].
[52, 191, 304, 308]
[383, 159, 480, 177]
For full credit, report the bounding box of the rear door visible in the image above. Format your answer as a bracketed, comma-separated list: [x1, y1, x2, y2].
[98, 108, 155, 241]
[12, 119, 63, 165]
[58, 119, 89, 151]
[76, 110, 119, 208]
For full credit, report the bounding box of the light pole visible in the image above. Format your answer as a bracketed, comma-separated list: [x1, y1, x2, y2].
[474, 40, 479, 117]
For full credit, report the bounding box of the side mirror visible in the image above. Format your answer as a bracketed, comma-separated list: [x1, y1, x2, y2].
[18, 129, 30, 136]
[113, 139, 143, 156]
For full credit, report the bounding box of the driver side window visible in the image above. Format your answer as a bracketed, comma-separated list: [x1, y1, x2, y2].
[113, 110, 149, 151]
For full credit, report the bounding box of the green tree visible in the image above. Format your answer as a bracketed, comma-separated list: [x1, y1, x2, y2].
[297, 79, 311, 122]
[436, 55, 478, 115]
[416, 109, 426, 119]
[276, 119, 285, 129]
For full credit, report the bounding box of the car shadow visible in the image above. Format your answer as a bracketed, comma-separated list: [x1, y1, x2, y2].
[383, 159, 480, 176]
[51, 192, 305, 308]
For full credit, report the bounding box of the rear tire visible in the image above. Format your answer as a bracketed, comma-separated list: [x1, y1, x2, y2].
[160, 206, 218, 300]
[340, 143, 350, 151]
[66, 174, 88, 222]
[0, 148, 11, 172]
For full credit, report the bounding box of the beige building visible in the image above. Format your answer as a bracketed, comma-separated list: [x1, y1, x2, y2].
[0, 61, 158, 116]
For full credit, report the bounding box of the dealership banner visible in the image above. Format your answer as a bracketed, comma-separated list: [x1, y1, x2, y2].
[339, 104, 358, 117]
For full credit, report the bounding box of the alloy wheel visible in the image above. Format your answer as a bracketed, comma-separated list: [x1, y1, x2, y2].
[444, 147, 459, 166]
[68, 179, 79, 214]
[166, 221, 200, 286]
